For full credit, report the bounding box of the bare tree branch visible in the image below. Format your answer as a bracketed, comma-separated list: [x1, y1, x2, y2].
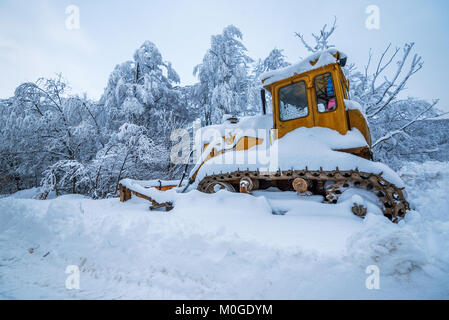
[295, 17, 337, 53]
[370, 44, 400, 94]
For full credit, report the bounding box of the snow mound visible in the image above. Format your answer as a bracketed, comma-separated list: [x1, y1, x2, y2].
[199, 114, 272, 144]
[6, 187, 42, 199]
[398, 161, 449, 220]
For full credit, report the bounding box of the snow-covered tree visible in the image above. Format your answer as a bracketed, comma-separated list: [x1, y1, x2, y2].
[368, 98, 440, 168]
[101, 41, 184, 131]
[249, 48, 290, 114]
[254, 48, 290, 76]
[0, 40, 190, 196]
[98, 41, 188, 184]
[193, 25, 253, 124]
[0, 98, 26, 192]
[0, 75, 104, 195]
[346, 43, 444, 166]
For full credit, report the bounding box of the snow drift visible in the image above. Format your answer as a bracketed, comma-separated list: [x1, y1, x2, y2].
[1, 161, 448, 299]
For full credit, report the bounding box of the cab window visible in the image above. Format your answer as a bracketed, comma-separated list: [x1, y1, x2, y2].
[314, 73, 337, 113]
[278, 81, 309, 121]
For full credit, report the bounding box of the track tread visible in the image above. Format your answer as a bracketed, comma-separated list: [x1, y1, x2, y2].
[197, 169, 409, 222]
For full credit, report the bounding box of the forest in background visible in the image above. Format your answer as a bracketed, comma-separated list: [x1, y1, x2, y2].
[0, 21, 446, 197]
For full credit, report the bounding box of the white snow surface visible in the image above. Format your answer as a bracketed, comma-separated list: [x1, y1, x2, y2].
[198, 114, 272, 144]
[120, 179, 180, 189]
[261, 49, 347, 86]
[1, 161, 449, 299]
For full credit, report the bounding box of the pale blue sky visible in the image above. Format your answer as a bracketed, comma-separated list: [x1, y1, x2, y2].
[1, 0, 448, 112]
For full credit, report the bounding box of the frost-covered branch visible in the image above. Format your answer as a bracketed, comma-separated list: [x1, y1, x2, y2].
[295, 17, 337, 53]
[367, 43, 423, 118]
[370, 44, 400, 94]
[361, 49, 373, 93]
[81, 101, 105, 148]
[372, 99, 439, 147]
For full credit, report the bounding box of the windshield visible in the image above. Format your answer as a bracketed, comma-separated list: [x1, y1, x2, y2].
[278, 81, 309, 121]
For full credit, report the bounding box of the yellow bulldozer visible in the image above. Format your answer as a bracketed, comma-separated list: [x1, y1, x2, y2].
[120, 49, 409, 222]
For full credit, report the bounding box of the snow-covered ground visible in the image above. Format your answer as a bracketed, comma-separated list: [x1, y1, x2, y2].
[1, 161, 448, 299]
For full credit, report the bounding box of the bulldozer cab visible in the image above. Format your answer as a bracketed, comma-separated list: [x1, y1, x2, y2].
[265, 63, 350, 139]
[262, 51, 373, 158]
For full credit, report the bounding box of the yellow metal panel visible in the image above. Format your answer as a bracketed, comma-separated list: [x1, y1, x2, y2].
[192, 136, 264, 182]
[235, 136, 263, 151]
[347, 109, 372, 147]
[203, 136, 263, 153]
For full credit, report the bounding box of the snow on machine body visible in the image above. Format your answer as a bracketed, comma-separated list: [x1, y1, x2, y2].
[120, 49, 409, 222]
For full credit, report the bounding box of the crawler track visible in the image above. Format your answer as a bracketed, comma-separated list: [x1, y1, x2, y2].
[197, 168, 409, 222]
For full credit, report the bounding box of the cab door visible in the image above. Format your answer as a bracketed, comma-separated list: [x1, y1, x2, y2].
[310, 66, 348, 135]
[273, 75, 314, 139]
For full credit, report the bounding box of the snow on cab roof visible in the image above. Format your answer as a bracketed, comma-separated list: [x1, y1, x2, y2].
[261, 49, 347, 86]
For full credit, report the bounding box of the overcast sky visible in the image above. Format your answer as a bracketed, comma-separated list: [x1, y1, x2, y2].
[1, 0, 448, 112]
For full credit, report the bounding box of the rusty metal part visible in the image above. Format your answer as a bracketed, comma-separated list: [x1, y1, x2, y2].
[119, 184, 173, 211]
[239, 178, 251, 193]
[352, 203, 368, 217]
[336, 146, 372, 160]
[197, 168, 409, 222]
[239, 177, 259, 193]
[292, 177, 308, 193]
[149, 201, 174, 211]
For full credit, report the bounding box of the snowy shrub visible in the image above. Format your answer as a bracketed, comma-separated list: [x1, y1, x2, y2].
[41, 160, 92, 197]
